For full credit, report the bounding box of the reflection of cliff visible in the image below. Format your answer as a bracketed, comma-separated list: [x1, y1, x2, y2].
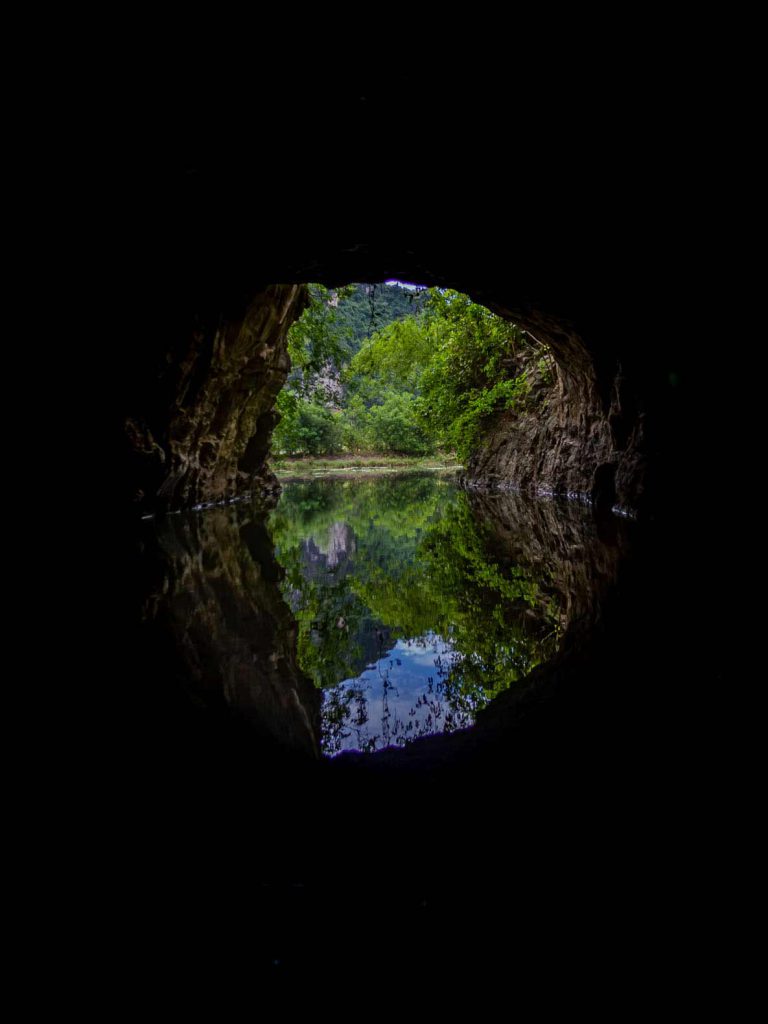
[300, 522, 357, 583]
[144, 504, 321, 759]
[325, 522, 356, 569]
[465, 489, 632, 651]
[136, 481, 632, 766]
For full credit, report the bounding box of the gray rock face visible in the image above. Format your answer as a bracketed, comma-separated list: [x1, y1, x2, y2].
[122, 278, 647, 518]
[125, 284, 309, 515]
[464, 327, 646, 515]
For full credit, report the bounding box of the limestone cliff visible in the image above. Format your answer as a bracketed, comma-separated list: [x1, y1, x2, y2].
[463, 314, 646, 515]
[124, 284, 308, 515]
[121, 271, 648, 518]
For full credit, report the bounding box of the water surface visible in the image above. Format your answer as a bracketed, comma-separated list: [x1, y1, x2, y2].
[147, 472, 629, 761]
[268, 474, 564, 756]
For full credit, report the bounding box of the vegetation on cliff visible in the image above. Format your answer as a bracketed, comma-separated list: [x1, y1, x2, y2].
[272, 283, 544, 462]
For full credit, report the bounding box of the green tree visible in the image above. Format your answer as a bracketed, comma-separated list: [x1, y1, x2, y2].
[416, 289, 531, 460]
[346, 315, 435, 395]
[285, 284, 353, 393]
[272, 396, 342, 456]
[366, 392, 431, 454]
[272, 283, 544, 462]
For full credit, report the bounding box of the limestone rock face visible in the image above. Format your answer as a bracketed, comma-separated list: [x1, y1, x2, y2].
[119, 245, 655, 518]
[125, 284, 308, 515]
[463, 316, 646, 514]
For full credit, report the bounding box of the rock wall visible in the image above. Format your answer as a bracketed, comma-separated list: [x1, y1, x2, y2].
[463, 311, 647, 515]
[119, 265, 649, 518]
[124, 284, 308, 515]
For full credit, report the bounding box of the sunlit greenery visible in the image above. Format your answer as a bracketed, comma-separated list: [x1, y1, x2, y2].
[272, 283, 544, 462]
[414, 289, 532, 461]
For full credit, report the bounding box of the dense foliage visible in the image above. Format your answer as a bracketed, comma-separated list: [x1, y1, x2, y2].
[328, 281, 428, 357]
[272, 282, 545, 462]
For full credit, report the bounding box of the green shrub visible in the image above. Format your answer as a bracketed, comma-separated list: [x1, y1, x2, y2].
[273, 394, 342, 456]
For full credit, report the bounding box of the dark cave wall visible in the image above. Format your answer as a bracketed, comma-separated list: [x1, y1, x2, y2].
[124, 283, 308, 516]
[462, 308, 646, 513]
[143, 502, 321, 760]
[120, 242, 657, 517]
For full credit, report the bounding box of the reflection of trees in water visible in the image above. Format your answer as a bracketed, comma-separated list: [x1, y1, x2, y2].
[269, 474, 629, 756]
[268, 476, 452, 691]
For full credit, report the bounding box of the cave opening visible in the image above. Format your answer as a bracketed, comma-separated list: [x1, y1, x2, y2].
[83, 56, 744, 974]
[107, 223, 723, 983]
[255, 280, 634, 756]
[129, 271, 645, 762]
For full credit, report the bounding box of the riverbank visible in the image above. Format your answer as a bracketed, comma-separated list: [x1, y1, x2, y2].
[270, 454, 461, 479]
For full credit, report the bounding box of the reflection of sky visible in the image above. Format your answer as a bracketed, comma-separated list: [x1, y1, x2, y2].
[322, 632, 472, 756]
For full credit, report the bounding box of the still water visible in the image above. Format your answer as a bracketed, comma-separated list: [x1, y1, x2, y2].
[148, 472, 628, 760]
[268, 474, 565, 756]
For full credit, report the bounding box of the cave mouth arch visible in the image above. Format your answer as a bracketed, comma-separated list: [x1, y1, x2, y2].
[269, 279, 555, 477]
[123, 249, 651, 766]
[123, 258, 646, 522]
[94, 91, 725, 977]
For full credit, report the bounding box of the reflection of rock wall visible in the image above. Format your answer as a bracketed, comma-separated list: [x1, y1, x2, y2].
[145, 503, 321, 759]
[301, 522, 356, 582]
[325, 522, 356, 569]
[468, 490, 631, 646]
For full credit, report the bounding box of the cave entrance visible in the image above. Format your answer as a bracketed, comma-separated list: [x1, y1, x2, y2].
[124, 268, 641, 521]
[260, 281, 576, 755]
[125, 253, 644, 762]
[270, 281, 435, 468]
[267, 280, 549, 473]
